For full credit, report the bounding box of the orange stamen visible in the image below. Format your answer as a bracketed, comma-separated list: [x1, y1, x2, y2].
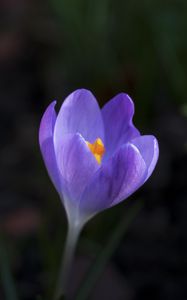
[86, 138, 105, 164]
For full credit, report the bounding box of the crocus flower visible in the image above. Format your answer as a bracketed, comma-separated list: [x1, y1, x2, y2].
[39, 89, 159, 229]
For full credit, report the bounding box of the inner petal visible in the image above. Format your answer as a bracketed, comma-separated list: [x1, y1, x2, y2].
[86, 138, 105, 164]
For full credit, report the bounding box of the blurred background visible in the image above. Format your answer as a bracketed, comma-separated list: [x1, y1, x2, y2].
[0, 0, 187, 299]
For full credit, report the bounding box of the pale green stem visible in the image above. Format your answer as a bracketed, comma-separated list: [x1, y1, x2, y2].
[54, 223, 82, 300]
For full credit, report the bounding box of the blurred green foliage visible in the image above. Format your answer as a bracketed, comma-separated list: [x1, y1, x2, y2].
[45, 0, 187, 125]
[0, 235, 18, 300]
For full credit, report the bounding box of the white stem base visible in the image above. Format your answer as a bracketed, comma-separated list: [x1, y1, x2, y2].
[54, 224, 82, 300]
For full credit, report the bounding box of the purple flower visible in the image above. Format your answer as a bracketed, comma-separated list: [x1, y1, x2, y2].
[39, 89, 159, 227]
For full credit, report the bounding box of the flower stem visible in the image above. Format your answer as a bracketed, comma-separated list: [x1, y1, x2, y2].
[54, 223, 81, 300]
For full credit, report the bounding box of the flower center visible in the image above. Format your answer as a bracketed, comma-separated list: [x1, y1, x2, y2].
[86, 138, 105, 164]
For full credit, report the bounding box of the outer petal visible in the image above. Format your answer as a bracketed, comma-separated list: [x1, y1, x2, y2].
[56, 133, 100, 207]
[39, 101, 62, 194]
[79, 143, 147, 217]
[54, 89, 104, 159]
[102, 93, 140, 159]
[131, 135, 159, 181]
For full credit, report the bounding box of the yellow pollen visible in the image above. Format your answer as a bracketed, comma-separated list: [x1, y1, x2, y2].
[86, 138, 105, 164]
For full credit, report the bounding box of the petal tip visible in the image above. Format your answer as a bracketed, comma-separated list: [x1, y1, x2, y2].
[72, 88, 94, 98]
[39, 100, 57, 147]
[110, 92, 135, 114]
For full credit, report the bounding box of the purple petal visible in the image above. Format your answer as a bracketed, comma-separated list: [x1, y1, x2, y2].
[56, 133, 100, 206]
[102, 93, 140, 159]
[39, 101, 62, 194]
[131, 135, 159, 181]
[79, 143, 147, 216]
[54, 89, 104, 159]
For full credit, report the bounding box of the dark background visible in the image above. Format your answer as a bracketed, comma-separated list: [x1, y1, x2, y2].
[0, 0, 187, 299]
